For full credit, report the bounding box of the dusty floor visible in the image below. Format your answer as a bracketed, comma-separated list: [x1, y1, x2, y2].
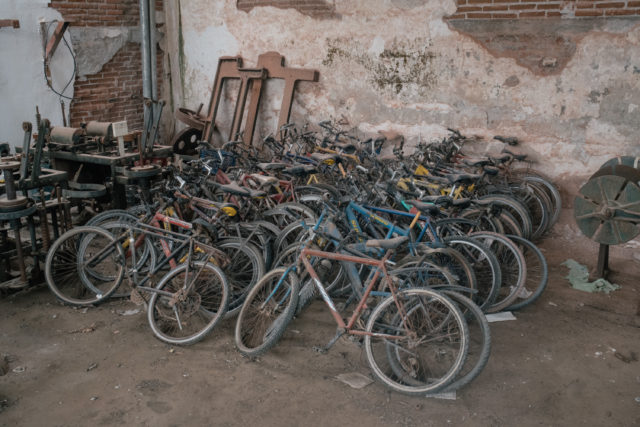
[1, 219, 639, 427]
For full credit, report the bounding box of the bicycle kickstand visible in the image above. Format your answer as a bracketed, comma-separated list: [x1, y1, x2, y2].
[313, 327, 345, 354]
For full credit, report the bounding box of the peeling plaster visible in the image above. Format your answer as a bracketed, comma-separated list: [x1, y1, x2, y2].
[166, 0, 640, 187]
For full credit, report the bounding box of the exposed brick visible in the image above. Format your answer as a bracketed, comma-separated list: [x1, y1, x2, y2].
[483, 5, 510, 11]
[466, 12, 493, 17]
[492, 12, 518, 18]
[605, 8, 639, 15]
[594, 2, 626, 8]
[574, 9, 605, 15]
[536, 3, 561, 9]
[519, 11, 547, 16]
[458, 6, 483, 12]
[509, 4, 536, 10]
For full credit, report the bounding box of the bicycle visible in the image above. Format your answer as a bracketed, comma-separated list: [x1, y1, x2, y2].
[45, 211, 230, 345]
[235, 229, 470, 395]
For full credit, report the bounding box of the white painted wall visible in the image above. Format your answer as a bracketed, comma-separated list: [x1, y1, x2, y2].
[0, 0, 74, 149]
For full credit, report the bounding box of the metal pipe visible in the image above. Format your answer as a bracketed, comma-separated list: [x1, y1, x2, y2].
[149, 0, 158, 101]
[139, 0, 152, 101]
[140, 0, 152, 142]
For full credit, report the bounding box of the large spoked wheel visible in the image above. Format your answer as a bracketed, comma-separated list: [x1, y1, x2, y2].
[235, 267, 300, 358]
[364, 289, 469, 395]
[45, 226, 125, 306]
[147, 261, 229, 345]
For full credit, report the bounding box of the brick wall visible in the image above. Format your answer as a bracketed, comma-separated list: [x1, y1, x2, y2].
[448, 0, 640, 20]
[236, 0, 335, 18]
[49, 0, 163, 130]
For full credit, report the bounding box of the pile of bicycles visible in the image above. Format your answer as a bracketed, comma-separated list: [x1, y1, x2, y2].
[44, 120, 558, 396]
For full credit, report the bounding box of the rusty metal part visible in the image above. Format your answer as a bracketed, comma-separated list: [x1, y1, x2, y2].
[86, 121, 113, 138]
[171, 127, 202, 155]
[0, 196, 29, 210]
[43, 21, 70, 86]
[245, 52, 319, 144]
[50, 126, 83, 145]
[1, 161, 21, 201]
[38, 190, 50, 252]
[0, 20, 20, 29]
[122, 164, 162, 179]
[175, 107, 206, 130]
[192, 53, 318, 146]
[230, 68, 267, 142]
[202, 56, 243, 143]
[19, 122, 32, 180]
[63, 182, 107, 199]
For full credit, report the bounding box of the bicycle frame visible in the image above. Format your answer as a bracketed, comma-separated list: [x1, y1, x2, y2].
[298, 244, 402, 340]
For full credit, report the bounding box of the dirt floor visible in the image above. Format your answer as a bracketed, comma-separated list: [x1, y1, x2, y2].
[1, 215, 639, 427]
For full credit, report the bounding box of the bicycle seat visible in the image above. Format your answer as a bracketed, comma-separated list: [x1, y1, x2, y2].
[310, 152, 340, 164]
[444, 173, 482, 184]
[365, 235, 409, 250]
[462, 158, 491, 167]
[248, 188, 267, 198]
[408, 200, 441, 215]
[502, 149, 527, 161]
[257, 162, 289, 172]
[493, 135, 519, 145]
[218, 182, 251, 197]
[249, 174, 279, 187]
[489, 153, 512, 164]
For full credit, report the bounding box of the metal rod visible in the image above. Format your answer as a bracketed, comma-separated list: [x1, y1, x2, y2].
[12, 221, 27, 283]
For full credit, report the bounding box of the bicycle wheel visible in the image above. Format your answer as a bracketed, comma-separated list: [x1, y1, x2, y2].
[147, 261, 229, 345]
[45, 226, 125, 306]
[509, 180, 551, 241]
[85, 209, 138, 226]
[443, 236, 501, 311]
[506, 235, 548, 311]
[512, 172, 562, 228]
[235, 267, 300, 358]
[469, 232, 527, 313]
[216, 238, 266, 318]
[478, 195, 533, 240]
[439, 291, 491, 393]
[364, 288, 469, 395]
[272, 218, 315, 258]
[262, 202, 317, 229]
[400, 245, 477, 292]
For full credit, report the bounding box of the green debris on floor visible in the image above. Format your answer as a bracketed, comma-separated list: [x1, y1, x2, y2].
[561, 259, 621, 294]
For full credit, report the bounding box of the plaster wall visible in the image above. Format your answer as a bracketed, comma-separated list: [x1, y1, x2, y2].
[0, 0, 74, 148]
[164, 0, 640, 195]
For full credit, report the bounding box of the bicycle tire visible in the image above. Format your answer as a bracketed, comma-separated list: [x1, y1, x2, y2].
[505, 235, 549, 311]
[469, 232, 527, 313]
[399, 245, 477, 292]
[45, 226, 125, 306]
[439, 291, 491, 393]
[511, 171, 562, 228]
[262, 202, 317, 229]
[235, 267, 300, 358]
[215, 238, 266, 318]
[478, 195, 533, 240]
[147, 261, 229, 345]
[364, 288, 469, 395]
[443, 236, 501, 311]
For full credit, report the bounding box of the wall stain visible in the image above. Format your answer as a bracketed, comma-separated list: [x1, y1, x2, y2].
[324, 38, 439, 95]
